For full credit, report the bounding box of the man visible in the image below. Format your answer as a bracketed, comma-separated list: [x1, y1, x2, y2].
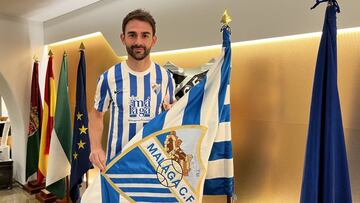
[89, 9, 176, 171]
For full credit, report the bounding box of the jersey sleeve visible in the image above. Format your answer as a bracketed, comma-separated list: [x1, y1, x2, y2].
[94, 72, 111, 112]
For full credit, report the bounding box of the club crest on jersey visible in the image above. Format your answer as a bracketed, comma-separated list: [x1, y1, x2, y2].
[151, 83, 161, 95]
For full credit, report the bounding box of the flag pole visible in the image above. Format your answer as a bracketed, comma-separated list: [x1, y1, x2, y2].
[79, 42, 85, 51]
[221, 9, 234, 203]
[85, 171, 89, 188]
[33, 55, 39, 62]
[66, 176, 70, 203]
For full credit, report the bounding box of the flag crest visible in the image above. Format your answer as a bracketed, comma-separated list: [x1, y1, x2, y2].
[103, 125, 207, 202]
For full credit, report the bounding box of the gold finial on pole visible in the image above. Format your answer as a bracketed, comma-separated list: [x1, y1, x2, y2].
[48, 50, 53, 56]
[33, 55, 39, 62]
[79, 42, 85, 50]
[221, 9, 232, 26]
[63, 51, 67, 57]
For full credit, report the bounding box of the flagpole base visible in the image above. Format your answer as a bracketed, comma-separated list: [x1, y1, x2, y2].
[35, 189, 57, 203]
[23, 180, 45, 194]
[55, 197, 67, 203]
[227, 196, 232, 203]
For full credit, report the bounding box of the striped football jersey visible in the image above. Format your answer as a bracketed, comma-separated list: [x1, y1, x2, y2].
[94, 61, 176, 161]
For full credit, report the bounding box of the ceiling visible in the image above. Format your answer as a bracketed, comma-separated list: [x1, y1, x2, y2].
[0, 0, 101, 21]
[42, 0, 360, 55]
[1, 0, 360, 56]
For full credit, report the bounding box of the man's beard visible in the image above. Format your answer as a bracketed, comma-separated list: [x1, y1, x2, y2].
[126, 45, 151, 61]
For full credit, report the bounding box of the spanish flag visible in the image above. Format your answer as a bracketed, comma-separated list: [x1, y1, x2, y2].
[38, 51, 56, 184]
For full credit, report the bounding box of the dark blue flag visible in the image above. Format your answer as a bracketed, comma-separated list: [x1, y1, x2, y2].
[301, 2, 352, 203]
[70, 49, 93, 203]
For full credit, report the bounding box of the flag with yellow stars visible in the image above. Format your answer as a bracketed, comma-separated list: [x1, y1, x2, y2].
[70, 48, 93, 203]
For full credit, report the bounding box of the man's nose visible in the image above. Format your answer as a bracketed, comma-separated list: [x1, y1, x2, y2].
[134, 36, 144, 44]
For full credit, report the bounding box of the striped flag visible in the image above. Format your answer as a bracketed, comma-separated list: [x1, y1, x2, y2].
[82, 23, 233, 202]
[46, 53, 72, 198]
[38, 53, 56, 184]
[164, 53, 232, 195]
[26, 60, 43, 181]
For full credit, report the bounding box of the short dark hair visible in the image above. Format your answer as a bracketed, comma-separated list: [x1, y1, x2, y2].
[122, 9, 156, 35]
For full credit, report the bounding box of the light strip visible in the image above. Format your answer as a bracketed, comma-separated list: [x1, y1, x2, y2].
[47, 32, 102, 46]
[151, 26, 360, 55]
[46, 27, 360, 55]
[150, 44, 222, 56]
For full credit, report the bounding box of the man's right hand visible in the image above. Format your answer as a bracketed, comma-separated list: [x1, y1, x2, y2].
[89, 148, 106, 172]
[89, 109, 106, 172]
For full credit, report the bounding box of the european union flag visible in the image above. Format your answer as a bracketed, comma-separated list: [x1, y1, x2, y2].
[70, 48, 93, 203]
[301, 1, 352, 202]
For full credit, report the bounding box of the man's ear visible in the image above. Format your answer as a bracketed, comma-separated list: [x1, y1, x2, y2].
[120, 33, 125, 45]
[152, 35, 157, 46]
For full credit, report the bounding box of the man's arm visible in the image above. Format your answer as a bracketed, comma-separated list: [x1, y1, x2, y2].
[163, 95, 177, 110]
[163, 70, 177, 110]
[89, 109, 106, 171]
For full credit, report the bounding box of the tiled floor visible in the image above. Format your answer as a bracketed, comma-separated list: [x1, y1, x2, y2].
[0, 183, 39, 203]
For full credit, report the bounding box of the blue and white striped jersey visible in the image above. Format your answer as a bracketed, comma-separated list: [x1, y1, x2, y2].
[94, 61, 176, 161]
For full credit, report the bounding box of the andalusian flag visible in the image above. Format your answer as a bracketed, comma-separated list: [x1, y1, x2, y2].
[46, 53, 72, 198]
[38, 52, 56, 184]
[26, 60, 43, 181]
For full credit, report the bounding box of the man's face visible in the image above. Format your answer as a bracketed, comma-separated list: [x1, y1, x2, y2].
[121, 19, 157, 61]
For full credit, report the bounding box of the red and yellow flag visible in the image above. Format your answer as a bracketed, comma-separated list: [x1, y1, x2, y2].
[38, 53, 56, 183]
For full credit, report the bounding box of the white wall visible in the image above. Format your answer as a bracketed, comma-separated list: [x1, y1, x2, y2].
[44, 0, 360, 56]
[0, 14, 44, 184]
[1, 96, 8, 116]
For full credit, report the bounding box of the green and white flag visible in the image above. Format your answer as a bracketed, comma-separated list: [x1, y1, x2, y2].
[46, 53, 72, 198]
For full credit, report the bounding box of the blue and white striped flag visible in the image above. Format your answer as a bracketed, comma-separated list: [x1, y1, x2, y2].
[82, 25, 233, 202]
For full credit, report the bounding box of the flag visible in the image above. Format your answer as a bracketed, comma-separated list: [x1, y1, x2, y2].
[70, 48, 92, 203]
[164, 59, 213, 100]
[46, 53, 72, 198]
[38, 53, 56, 184]
[81, 22, 233, 203]
[165, 60, 233, 195]
[26, 60, 43, 181]
[300, 2, 352, 203]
